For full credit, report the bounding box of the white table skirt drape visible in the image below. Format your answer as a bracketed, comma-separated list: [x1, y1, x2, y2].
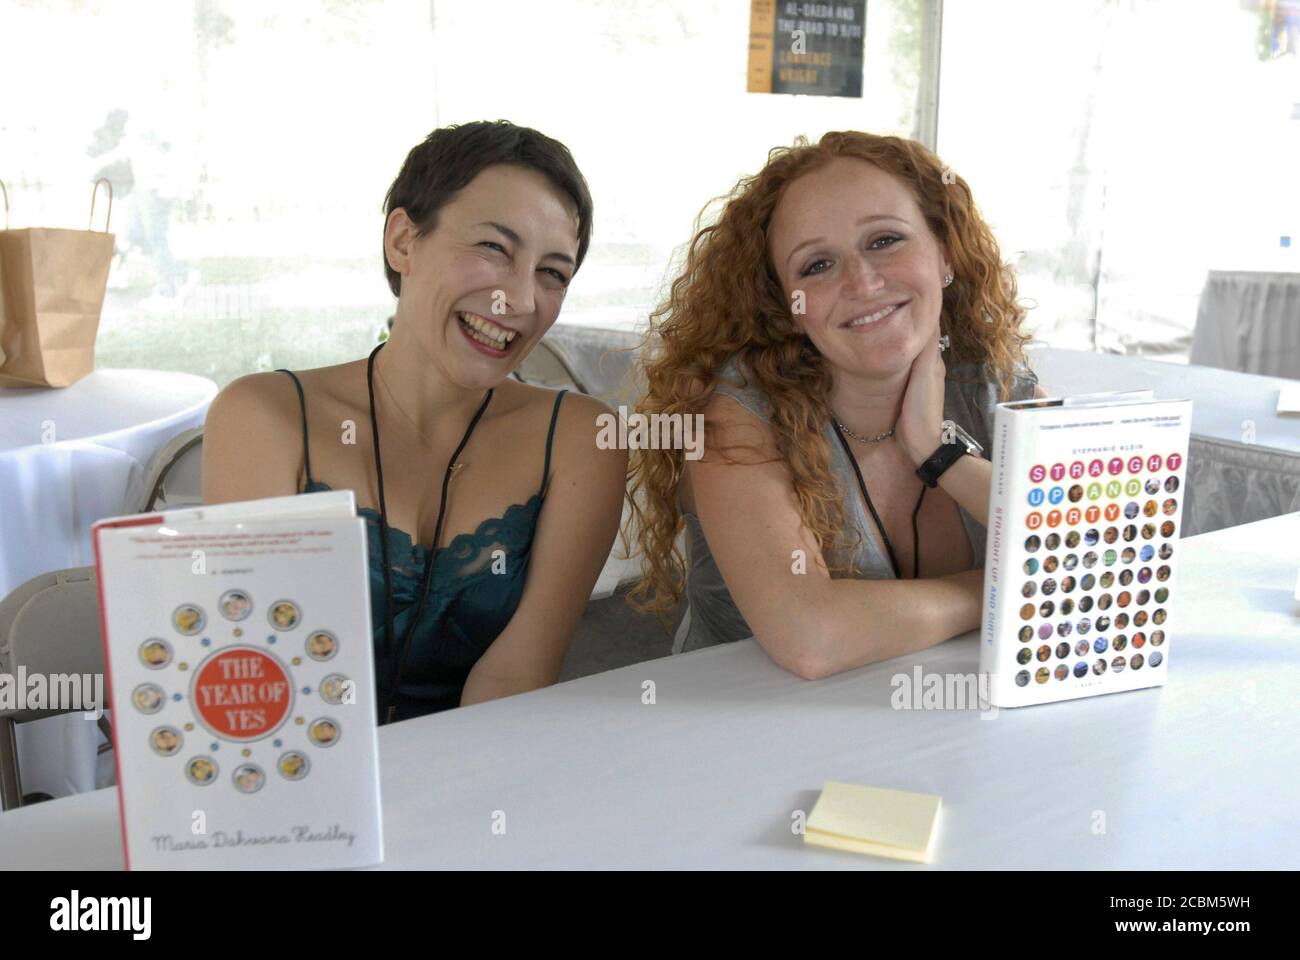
[1191, 269, 1300, 379]
[0, 512, 1296, 866]
[1, 368, 217, 801]
[1026, 347, 1299, 535]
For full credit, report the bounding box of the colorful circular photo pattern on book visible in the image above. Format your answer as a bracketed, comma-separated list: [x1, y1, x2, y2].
[128, 591, 350, 791]
[1017, 453, 1182, 688]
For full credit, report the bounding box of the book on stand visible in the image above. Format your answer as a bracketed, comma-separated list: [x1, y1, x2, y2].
[93, 490, 383, 869]
[980, 391, 1193, 707]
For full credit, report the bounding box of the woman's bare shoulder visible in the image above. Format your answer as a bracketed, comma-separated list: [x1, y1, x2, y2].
[493, 376, 594, 419]
[204, 361, 364, 467]
[494, 379, 624, 466]
[698, 390, 780, 464]
[206, 370, 299, 434]
[202, 371, 306, 503]
[282, 358, 369, 405]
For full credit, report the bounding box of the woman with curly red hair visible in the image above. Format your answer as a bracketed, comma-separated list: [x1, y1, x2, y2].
[627, 130, 1046, 679]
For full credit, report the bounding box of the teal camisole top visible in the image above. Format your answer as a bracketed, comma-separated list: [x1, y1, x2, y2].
[277, 370, 567, 724]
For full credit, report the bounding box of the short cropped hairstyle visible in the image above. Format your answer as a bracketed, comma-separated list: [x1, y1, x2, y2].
[381, 120, 594, 297]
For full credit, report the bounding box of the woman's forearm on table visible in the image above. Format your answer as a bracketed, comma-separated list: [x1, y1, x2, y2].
[792, 568, 985, 679]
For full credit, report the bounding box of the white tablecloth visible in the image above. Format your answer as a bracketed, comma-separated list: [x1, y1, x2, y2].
[1, 512, 1296, 868]
[1191, 270, 1300, 379]
[1028, 346, 1300, 535]
[0, 369, 216, 800]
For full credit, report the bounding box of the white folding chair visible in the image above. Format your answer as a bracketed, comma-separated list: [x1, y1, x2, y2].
[0, 566, 109, 811]
[128, 426, 205, 514]
[513, 339, 587, 392]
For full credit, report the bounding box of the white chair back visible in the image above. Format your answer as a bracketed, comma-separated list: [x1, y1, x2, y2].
[129, 427, 205, 514]
[0, 566, 107, 810]
[515, 340, 586, 392]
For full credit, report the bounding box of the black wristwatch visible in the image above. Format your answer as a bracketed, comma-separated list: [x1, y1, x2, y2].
[915, 421, 984, 487]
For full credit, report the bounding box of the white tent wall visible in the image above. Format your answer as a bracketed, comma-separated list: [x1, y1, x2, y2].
[2, 1, 1291, 384]
[0, 0, 931, 389]
[940, 0, 1299, 360]
[425, 0, 932, 333]
[1091, 0, 1299, 358]
[939, 0, 1111, 354]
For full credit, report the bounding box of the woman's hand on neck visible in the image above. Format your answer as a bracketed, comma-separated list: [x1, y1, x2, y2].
[893, 336, 947, 467]
[829, 338, 947, 466]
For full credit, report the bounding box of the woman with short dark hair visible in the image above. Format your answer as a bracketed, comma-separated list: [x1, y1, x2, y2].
[203, 121, 626, 723]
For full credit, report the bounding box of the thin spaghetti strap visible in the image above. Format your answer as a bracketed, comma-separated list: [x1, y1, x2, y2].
[539, 389, 568, 496]
[274, 369, 315, 490]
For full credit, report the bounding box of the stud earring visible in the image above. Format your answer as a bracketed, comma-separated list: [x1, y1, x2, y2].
[943, 272, 954, 287]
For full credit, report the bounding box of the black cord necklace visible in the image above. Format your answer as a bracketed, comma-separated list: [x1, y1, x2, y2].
[366, 342, 493, 724]
[829, 420, 926, 580]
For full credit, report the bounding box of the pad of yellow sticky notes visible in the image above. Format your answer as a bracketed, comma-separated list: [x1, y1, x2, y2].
[803, 782, 942, 863]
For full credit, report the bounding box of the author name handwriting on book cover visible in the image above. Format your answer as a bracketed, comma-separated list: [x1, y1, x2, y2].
[150, 824, 357, 851]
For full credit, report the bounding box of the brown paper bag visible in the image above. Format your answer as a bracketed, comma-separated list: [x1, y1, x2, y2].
[0, 178, 115, 388]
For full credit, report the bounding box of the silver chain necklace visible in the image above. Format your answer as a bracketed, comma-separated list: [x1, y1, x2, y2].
[833, 417, 895, 444]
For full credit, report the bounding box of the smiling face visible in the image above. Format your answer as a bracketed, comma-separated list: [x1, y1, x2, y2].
[384, 164, 581, 390]
[768, 156, 951, 381]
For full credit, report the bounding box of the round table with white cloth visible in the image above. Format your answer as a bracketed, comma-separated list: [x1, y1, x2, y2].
[0, 368, 217, 802]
